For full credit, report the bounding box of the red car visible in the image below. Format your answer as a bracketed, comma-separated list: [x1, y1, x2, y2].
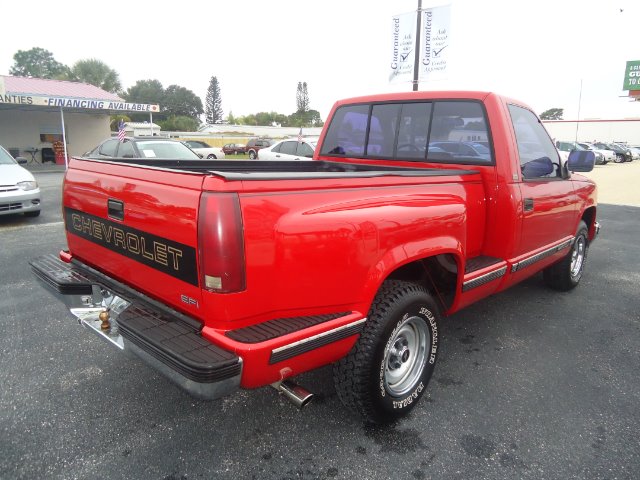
[222, 143, 245, 155]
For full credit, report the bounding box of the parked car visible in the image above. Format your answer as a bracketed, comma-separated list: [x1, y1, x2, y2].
[85, 137, 202, 161]
[245, 138, 274, 159]
[557, 141, 606, 165]
[628, 146, 640, 160]
[578, 142, 614, 164]
[593, 142, 631, 163]
[0, 145, 41, 217]
[182, 140, 225, 159]
[257, 138, 317, 160]
[222, 143, 246, 155]
[614, 143, 640, 161]
[429, 141, 491, 162]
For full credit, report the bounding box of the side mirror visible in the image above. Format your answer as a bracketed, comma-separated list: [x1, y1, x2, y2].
[16, 157, 28, 165]
[567, 150, 595, 172]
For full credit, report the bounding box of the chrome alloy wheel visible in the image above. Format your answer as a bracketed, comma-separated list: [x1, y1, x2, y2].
[383, 315, 429, 396]
[570, 236, 586, 279]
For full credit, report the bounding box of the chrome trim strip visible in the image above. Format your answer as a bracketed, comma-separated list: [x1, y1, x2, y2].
[462, 265, 507, 292]
[270, 319, 366, 364]
[511, 239, 573, 273]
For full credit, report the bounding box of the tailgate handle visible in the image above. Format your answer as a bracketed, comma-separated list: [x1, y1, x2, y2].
[108, 199, 124, 221]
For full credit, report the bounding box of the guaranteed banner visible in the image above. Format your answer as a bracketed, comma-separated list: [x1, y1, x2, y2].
[389, 11, 417, 84]
[418, 4, 451, 82]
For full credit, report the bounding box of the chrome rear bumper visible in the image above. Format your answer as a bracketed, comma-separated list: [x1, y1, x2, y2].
[30, 254, 242, 400]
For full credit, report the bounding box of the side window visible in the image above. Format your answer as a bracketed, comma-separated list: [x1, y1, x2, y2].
[280, 141, 298, 155]
[271, 142, 282, 153]
[427, 101, 493, 164]
[508, 104, 561, 180]
[297, 142, 314, 157]
[98, 139, 119, 156]
[117, 140, 136, 158]
[320, 105, 369, 156]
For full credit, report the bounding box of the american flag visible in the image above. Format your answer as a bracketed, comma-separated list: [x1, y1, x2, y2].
[117, 120, 126, 142]
[297, 127, 303, 143]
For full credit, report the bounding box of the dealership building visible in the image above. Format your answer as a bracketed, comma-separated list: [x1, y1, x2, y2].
[0, 75, 158, 164]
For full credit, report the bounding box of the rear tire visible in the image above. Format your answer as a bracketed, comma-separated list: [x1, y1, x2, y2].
[248, 150, 257, 159]
[333, 280, 439, 423]
[543, 220, 589, 291]
[207, 154, 217, 159]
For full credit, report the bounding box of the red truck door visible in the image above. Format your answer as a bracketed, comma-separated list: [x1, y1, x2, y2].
[507, 104, 578, 258]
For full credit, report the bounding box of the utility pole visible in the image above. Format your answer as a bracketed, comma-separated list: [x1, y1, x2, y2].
[412, 0, 423, 91]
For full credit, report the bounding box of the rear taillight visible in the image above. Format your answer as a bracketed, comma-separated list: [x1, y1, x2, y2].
[198, 192, 246, 293]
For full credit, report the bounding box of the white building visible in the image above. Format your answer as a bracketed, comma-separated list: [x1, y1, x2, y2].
[543, 119, 640, 145]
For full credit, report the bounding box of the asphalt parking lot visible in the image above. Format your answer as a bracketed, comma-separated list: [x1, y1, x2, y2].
[1, 168, 639, 480]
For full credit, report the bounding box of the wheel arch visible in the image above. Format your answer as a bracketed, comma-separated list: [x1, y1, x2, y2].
[581, 206, 597, 241]
[366, 245, 464, 314]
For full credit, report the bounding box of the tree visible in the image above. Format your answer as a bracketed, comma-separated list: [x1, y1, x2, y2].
[163, 84, 203, 120]
[109, 115, 131, 131]
[68, 59, 122, 93]
[158, 115, 199, 132]
[205, 76, 224, 124]
[125, 79, 165, 106]
[227, 111, 236, 125]
[9, 47, 67, 79]
[296, 81, 309, 113]
[540, 108, 564, 120]
[287, 109, 323, 128]
[124, 79, 166, 122]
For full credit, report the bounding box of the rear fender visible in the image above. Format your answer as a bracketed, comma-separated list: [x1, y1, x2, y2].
[363, 236, 464, 310]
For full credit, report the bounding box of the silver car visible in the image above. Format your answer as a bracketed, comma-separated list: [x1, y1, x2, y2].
[0, 145, 41, 217]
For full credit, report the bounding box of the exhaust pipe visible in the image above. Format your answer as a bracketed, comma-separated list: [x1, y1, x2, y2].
[272, 380, 314, 409]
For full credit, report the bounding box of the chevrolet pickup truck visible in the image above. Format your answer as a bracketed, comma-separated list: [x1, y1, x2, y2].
[31, 91, 600, 423]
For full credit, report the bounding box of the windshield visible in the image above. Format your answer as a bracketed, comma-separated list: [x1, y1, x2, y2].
[136, 141, 201, 159]
[0, 146, 17, 165]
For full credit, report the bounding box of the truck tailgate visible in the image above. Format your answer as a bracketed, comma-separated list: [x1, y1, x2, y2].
[63, 159, 205, 319]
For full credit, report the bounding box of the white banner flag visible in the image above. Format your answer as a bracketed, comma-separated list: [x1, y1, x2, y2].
[389, 11, 417, 84]
[418, 4, 451, 82]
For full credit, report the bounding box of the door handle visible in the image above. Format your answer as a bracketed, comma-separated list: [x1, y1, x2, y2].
[523, 198, 534, 212]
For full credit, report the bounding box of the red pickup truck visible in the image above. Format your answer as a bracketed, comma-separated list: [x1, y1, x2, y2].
[31, 91, 599, 423]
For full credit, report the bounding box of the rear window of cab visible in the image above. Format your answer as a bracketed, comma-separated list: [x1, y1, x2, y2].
[320, 100, 493, 165]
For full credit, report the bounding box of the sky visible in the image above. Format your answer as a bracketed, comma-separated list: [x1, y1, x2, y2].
[1, 0, 638, 122]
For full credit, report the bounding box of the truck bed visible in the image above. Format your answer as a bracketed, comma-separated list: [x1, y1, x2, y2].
[77, 157, 478, 180]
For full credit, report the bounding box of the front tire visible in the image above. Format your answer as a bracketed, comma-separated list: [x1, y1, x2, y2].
[543, 220, 589, 291]
[207, 154, 217, 159]
[333, 280, 439, 423]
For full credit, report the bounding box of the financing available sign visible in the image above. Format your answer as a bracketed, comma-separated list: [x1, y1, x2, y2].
[0, 92, 159, 112]
[389, 5, 452, 85]
[622, 60, 640, 91]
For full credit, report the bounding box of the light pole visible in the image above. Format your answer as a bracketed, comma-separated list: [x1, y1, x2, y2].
[412, 0, 423, 92]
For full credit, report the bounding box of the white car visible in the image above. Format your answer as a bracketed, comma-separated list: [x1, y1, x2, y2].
[257, 138, 317, 160]
[578, 142, 616, 164]
[0, 145, 41, 217]
[557, 140, 606, 165]
[182, 140, 225, 159]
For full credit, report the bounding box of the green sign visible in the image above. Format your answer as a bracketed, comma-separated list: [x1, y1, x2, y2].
[623, 60, 640, 90]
